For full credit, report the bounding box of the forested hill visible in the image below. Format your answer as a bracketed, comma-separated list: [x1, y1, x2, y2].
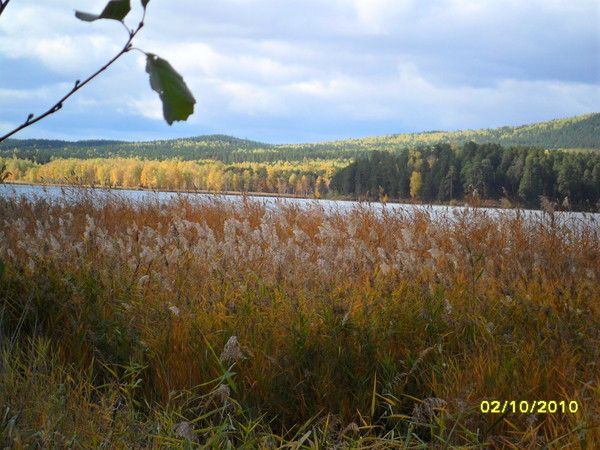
[0, 113, 598, 163]
[0, 135, 273, 164]
[326, 113, 600, 151]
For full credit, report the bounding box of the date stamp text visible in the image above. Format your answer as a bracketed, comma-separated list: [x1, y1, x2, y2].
[480, 400, 579, 414]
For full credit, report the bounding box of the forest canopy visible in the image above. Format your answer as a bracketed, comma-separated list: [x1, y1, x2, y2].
[329, 143, 600, 209]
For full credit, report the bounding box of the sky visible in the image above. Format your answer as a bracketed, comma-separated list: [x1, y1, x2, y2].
[0, 0, 599, 144]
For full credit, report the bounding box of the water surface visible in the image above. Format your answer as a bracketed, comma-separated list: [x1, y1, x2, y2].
[2, 183, 598, 227]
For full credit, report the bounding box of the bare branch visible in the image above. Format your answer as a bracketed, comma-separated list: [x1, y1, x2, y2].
[0, 21, 144, 143]
[0, 0, 12, 17]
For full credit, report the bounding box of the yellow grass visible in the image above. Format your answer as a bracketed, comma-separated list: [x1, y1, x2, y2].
[0, 190, 598, 447]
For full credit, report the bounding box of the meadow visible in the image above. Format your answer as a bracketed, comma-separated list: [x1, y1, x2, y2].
[0, 190, 598, 448]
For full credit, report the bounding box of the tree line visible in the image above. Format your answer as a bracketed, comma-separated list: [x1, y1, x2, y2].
[329, 143, 600, 210]
[3, 142, 599, 210]
[0, 157, 345, 197]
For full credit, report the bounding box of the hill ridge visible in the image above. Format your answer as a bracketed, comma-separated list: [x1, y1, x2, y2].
[1, 113, 598, 164]
[318, 113, 599, 149]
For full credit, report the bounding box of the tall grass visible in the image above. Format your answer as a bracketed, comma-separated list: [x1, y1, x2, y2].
[0, 190, 598, 447]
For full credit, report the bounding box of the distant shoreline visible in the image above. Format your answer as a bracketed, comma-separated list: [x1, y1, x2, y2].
[2, 179, 311, 200]
[2, 180, 505, 209]
[5, 181, 600, 217]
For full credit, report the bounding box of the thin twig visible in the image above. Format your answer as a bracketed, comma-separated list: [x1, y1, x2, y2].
[0, 0, 12, 17]
[0, 17, 145, 143]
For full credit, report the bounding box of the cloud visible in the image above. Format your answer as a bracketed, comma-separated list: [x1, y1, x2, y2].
[0, 2, 128, 75]
[276, 62, 599, 133]
[0, 0, 598, 142]
[220, 81, 288, 115]
[349, 0, 414, 35]
[128, 96, 164, 121]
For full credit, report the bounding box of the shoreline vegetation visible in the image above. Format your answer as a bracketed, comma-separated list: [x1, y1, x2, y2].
[1, 189, 598, 447]
[2, 141, 600, 212]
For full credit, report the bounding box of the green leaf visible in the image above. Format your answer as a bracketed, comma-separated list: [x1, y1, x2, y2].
[99, 0, 131, 20]
[145, 53, 196, 125]
[141, 0, 150, 8]
[75, 0, 131, 22]
[74, 11, 101, 22]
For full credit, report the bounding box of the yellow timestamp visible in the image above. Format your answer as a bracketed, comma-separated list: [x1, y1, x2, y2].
[480, 400, 579, 414]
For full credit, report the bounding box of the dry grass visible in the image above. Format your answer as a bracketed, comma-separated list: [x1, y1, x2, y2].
[0, 190, 598, 447]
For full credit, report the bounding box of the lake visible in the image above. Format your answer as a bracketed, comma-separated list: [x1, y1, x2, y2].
[1, 182, 599, 226]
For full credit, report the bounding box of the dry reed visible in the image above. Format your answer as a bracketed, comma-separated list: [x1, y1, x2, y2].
[0, 190, 598, 447]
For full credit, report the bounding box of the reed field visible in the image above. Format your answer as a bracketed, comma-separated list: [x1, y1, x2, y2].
[0, 190, 598, 448]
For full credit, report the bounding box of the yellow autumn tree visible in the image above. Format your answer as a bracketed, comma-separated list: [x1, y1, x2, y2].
[410, 171, 422, 199]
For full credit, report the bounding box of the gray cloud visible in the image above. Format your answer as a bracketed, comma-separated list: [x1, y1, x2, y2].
[1, 0, 598, 143]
